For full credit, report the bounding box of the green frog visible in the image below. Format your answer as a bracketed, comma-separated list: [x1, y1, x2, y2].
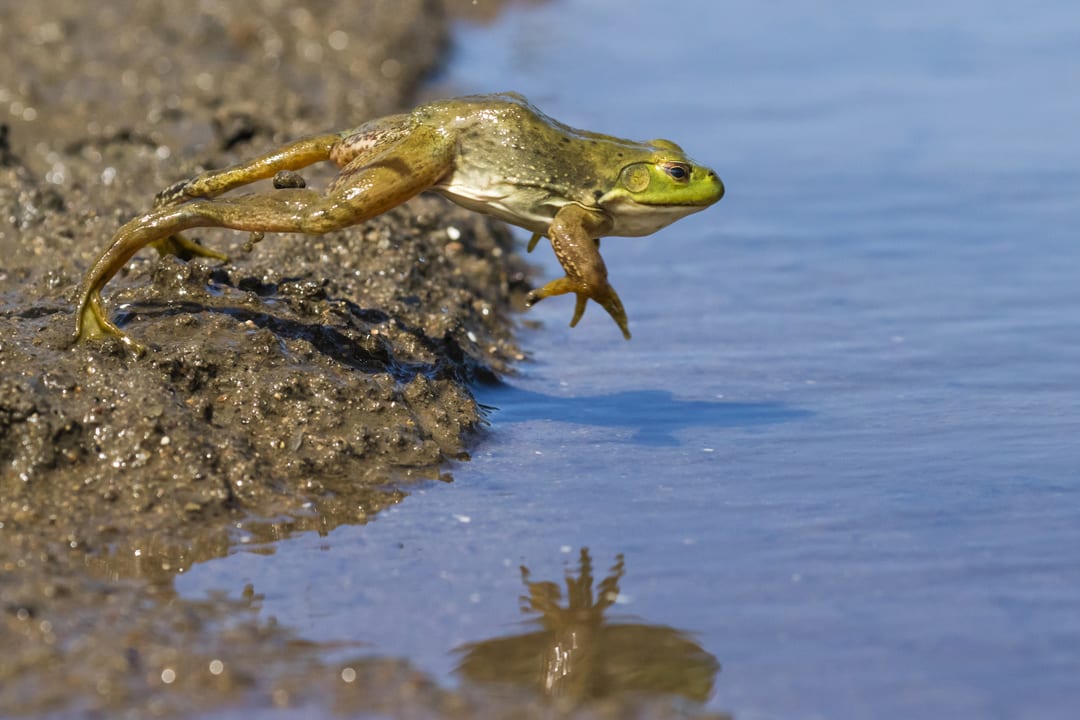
[74, 92, 724, 349]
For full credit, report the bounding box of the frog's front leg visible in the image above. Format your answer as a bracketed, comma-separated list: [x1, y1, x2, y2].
[75, 125, 454, 349]
[525, 204, 631, 340]
[148, 133, 344, 263]
[526, 233, 599, 253]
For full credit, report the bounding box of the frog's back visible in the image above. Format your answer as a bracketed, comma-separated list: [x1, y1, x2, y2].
[416, 92, 551, 136]
[422, 93, 634, 233]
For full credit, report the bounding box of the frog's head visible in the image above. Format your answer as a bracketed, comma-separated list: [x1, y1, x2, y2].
[600, 139, 724, 237]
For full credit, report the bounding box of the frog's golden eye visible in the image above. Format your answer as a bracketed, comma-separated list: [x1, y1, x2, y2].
[662, 162, 691, 182]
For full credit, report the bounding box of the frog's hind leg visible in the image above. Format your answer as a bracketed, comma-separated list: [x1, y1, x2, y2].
[75, 189, 384, 347]
[150, 132, 344, 263]
[75, 126, 454, 347]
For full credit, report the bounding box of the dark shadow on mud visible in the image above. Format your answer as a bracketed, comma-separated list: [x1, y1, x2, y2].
[478, 385, 812, 445]
[115, 294, 501, 383]
[115, 298, 395, 373]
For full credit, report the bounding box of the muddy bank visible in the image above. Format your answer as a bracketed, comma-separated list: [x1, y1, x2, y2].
[0, 1, 530, 715]
[0, 4, 532, 547]
[0, 1, 537, 551]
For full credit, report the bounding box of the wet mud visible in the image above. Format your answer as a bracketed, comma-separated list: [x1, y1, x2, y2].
[0, 2, 722, 717]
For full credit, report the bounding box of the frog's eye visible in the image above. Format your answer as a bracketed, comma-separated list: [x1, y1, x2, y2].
[662, 162, 691, 182]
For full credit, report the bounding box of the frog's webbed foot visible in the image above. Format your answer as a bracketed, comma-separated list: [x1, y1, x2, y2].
[150, 234, 230, 262]
[75, 292, 147, 355]
[525, 276, 631, 340]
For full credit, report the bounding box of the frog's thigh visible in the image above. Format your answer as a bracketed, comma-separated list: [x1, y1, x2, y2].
[328, 124, 454, 206]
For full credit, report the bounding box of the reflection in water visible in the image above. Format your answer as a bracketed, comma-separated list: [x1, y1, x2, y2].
[455, 548, 720, 706]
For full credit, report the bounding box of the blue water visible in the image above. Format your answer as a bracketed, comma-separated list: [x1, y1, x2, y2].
[178, 2, 1080, 717]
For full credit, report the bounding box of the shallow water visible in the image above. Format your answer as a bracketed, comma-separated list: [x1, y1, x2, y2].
[178, 2, 1080, 717]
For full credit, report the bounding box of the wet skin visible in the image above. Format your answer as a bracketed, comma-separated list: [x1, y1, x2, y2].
[74, 92, 724, 349]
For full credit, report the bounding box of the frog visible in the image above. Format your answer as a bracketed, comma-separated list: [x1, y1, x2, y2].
[73, 92, 724, 350]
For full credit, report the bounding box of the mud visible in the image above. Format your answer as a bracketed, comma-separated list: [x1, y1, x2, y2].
[0, 2, 724, 717]
[1, 1, 520, 715]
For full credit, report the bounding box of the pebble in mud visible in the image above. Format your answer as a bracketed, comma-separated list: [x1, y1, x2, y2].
[272, 170, 307, 189]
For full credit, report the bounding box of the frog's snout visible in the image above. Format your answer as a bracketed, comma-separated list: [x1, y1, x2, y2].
[708, 171, 725, 201]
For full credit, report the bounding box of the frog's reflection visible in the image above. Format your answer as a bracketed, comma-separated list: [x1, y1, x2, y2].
[455, 548, 719, 705]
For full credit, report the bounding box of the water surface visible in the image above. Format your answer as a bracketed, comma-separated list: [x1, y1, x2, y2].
[180, 2, 1080, 717]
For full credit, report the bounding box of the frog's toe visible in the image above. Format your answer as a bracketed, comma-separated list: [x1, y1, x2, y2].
[591, 284, 631, 340]
[155, 179, 188, 206]
[75, 295, 147, 354]
[569, 294, 588, 327]
[524, 276, 575, 307]
[151, 234, 230, 263]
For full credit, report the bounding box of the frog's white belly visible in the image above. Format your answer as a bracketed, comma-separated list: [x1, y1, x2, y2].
[435, 176, 562, 236]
